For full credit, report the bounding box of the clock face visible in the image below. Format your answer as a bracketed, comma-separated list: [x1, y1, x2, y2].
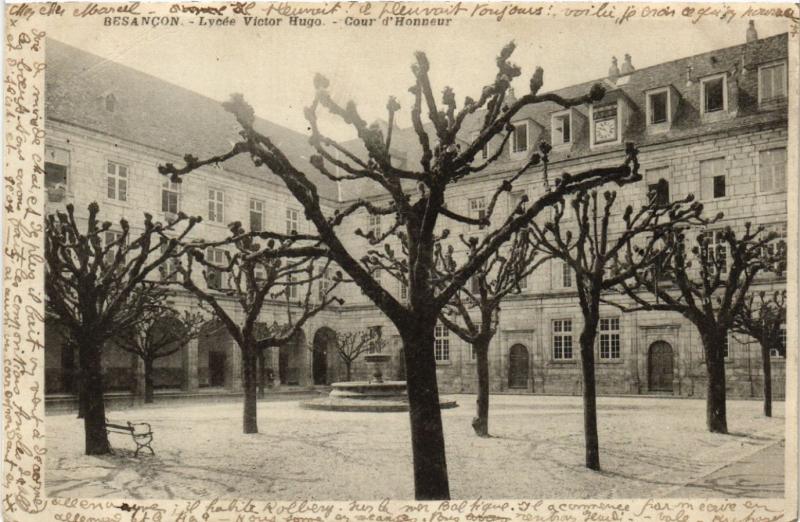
[595, 119, 617, 143]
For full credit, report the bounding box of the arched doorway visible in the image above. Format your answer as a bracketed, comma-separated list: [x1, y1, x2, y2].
[648, 341, 674, 392]
[508, 344, 530, 389]
[312, 327, 337, 385]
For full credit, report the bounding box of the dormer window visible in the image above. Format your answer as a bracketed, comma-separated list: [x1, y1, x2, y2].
[551, 111, 571, 146]
[701, 74, 726, 114]
[758, 62, 786, 105]
[591, 103, 618, 146]
[645, 86, 680, 133]
[510, 121, 529, 155]
[647, 89, 668, 124]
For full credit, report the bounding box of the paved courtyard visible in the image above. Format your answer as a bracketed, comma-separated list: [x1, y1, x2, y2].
[45, 395, 785, 500]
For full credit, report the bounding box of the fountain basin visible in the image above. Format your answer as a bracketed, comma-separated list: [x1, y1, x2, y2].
[300, 380, 458, 412]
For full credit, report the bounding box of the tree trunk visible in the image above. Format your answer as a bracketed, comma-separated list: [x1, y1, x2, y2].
[79, 339, 110, 455]
[703, 332, 728, 433]
[144, 358, 155, 404]
[579, 319, 600, 471]
[760, 343, 772, 418]
[345, 361, 352, 382]
[242, 345, 259, 434]
[77, 369, 87, 419]
[472, 338, 491, 437]
[402, 325, 450, 500]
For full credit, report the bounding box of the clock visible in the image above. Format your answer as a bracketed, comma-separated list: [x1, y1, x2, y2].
[594, 118, 617, 143]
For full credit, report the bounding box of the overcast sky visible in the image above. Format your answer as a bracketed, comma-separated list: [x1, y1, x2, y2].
[45, 7, 791, 139]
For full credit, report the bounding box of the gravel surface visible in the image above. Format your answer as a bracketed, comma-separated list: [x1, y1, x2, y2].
[45, 394, 784, 500]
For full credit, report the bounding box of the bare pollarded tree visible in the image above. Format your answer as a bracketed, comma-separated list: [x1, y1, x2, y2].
[44, 202, 199, 454]
[168, 222, 343, 434]
[159, 42, 642, 499]
[115, 306, 206, 403]
[326, 328, 388, 381]
[434, 222, 547, 437]
[614, 223, 785, 433]
[733, 289, 786, 417]
[530, 185, 705, 470]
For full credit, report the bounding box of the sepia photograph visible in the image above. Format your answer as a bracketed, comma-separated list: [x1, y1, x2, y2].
[3, 2, 798, 519]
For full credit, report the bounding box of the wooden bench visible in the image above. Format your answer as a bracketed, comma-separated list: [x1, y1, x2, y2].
[105, 419, 154, 457]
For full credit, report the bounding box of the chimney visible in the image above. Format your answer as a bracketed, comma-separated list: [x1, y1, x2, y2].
[506, 87, 517, 105]
[608, 56, 620, 82]
[746, 20, 758, 42]
[620, 53, 635, 75]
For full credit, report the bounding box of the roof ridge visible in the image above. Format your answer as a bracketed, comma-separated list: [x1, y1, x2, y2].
[46, 37, 312, 144]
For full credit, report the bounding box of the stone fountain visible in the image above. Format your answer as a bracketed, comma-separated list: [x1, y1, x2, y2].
[300, 352, 458, 412]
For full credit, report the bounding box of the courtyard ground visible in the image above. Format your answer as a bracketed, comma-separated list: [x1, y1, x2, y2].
[45, 394, 785, 500]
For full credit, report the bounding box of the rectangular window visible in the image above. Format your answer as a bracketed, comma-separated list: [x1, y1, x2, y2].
[552, 113, 571, 145]
[206, 247, 227, 290]
[553, 319, 573, 360]
[45, 146, 70, 201]
[106, 161, 128, 202]
[470, 323, 482, 360]
[599, 318, 621, 359]
[759, 148, 787, 193]
[162, 180, 180, 215]
[702, 76, 725, 114]
[700, 158, 725, 200]
[434, 323, 450, 362]
[648, 90, 669, 124]
[318, 268, 331, 301]
[774, 323, 786, 357]
[208, 189, 224, 223]
[510, 190, 527, 214]
[562, 261, 572, 288]
[701, 230, 728, 275]
[286, 274, 298, 300]
[368, 326, 383, 354]
[762, 222, 787, 263]
[249, 199, 264, 232]
[713, 175, 726, 198]
[646, 167, 670, 206]
[722, 333, 729, 359]
[469, 197, 487, 230]
[399, 281, 408, 301]
[511, 122, 528, 153]
[470, 276, 480, 294]
[367, 214, 382, 238]
[286, 208, 300, 235]
[159, 243, 178, 282]
[759, 62, 787, 103]
[103, 230, 124, 266]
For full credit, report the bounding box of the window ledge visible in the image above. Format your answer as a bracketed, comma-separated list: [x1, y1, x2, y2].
[435, 360, 452, 367]
[103, 198, 130, 208]
[548, 360, 577, 366]
[590, 140, 623, 150]
[700, 110, 731, 123]
[646, 122, 672, 134]
[597, 359, 624, 365]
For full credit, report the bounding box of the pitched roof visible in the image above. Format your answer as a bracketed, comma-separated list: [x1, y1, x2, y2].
[45, 39, 340, 201]
[340, 33, 788, 199]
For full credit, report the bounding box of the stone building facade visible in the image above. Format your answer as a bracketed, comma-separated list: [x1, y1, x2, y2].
[44, 31, 789, 402]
